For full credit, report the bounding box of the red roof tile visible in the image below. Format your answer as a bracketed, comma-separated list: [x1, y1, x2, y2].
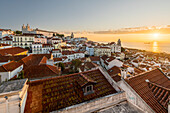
[53, 58, 62, 62]
[0, 61, 23, 72]
[126, 68, 170, 113]
[90, 56, 100, 61]
[0, 55, 27, 62]
[42, 44, 53, 47]
[108, 66, 121, 76]
[147, 81, 170, 109]
[80, 62, 98, 72]
[0, 43, 11, 46]
[24, 69, 117, 113]
[0, 47, 28, 56]
[24, 64, 60, 79]
[19, 54, 52, 70]
[107, 66, 121, 82]
[110, 42, 116, 45]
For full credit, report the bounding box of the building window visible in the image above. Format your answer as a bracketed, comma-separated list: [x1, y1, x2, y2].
[83, 85, 94, 95]
[86, 85, 93, 92]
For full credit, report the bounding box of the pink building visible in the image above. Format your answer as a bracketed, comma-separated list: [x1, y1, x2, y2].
[34, 37, 47, 44]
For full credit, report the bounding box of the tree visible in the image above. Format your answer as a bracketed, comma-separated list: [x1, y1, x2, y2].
[58, 62, 65, 71]
[70, 59, 82, 73]
[15, 30, 22, 34]
[56, 34, 64, 37]
[25, 47, 31, 52]
[18, 71, 24, 79]
[121, 47, 125, 52]
[53, 33, 55, 37]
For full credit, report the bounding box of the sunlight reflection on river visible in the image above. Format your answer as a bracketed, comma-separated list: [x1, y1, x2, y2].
[152, 42, 159, 53]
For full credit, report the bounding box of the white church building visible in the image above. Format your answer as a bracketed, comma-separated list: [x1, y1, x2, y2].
[110, 39, 121, 53]
[22, 24, 58, 37]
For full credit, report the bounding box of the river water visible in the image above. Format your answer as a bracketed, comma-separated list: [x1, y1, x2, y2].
[73, 33, 170, 53]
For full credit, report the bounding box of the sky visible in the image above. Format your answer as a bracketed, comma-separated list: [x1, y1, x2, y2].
[0, 0, 170, 31]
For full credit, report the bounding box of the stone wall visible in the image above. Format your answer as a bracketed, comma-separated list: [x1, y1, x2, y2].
[118, 80, 154, 113]
[52, 92, 126, 113]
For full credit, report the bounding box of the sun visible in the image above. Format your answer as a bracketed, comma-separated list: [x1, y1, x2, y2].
[152, 33, 160, 40]
[153, 33, 159, 37]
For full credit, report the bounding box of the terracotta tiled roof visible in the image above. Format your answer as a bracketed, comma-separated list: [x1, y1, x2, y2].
[126, 68, 170, 113]
[1, 36, 12, 41]
[0, 29, 11, 31]
[62, 51, 75, 55]
[108, 66, 121, 76]
[80, 62, 98, 72]
[42, 44, 53, 47]
[112, 75, 121, 82]
[0, 61, 23, 72]
[147, 81, 170, 109]
[24, 69, 117, 113]
[53, 58, 62, 62]
[0, 55, 27, 62]
[133, 59, 139, 63]
[19, 54, 51, 70]
[101, 55, 108, 61]
[52, 38, 61, 40]
[52, 49, 61, 52]
[90, 56, 100, 61]
[24, 64, 60, 79]
[0, 47, 28, 56]
[110, 42, 116, 45]
[134, 68, 144, 74]
[103, 57, 116, 65]
[107, 66, 121, 82]
[106, 57, 115, 62]
[0, 43, 11, 46]
[61, 46, 72, 49]
[39, 56, 47, 65]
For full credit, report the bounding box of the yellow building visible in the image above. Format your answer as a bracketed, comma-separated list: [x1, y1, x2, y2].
[0, 47, 28, 56]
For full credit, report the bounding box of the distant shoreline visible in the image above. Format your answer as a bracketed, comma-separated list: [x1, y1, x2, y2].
[124, 47, 170, 55]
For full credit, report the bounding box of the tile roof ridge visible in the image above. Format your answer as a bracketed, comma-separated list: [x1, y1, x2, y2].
[39, 56, 47, 65]
[80, 73, 96, 83]
[29, 68, 99, 84]
[91, 62, 98, 67]
[146, 79, 170, 110]
[21, 54, 32, 62]
[2, 61, 16, 71]
[46, 65, 59, 75]
[146, 80, 170, 91]
[127, 68, 158, 80]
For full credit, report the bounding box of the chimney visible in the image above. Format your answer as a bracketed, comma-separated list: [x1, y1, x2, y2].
[121, 68, 127, 79]
[8, 71, 11, 80]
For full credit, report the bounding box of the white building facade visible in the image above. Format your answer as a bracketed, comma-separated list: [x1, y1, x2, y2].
[13, 34, 35, 49]
[110, 39, 121, 53]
